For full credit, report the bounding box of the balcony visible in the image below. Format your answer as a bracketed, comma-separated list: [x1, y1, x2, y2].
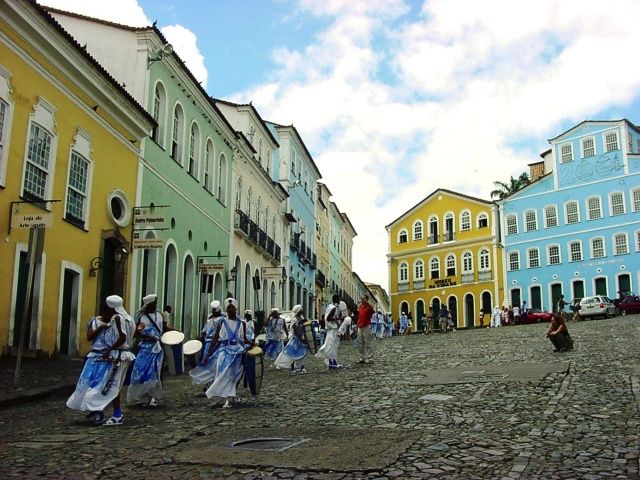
[274, 244, 281, 262]
[311, 253, 317, 269]
[248, 219, 258, 243]
[234, 210, 251, 236]
[306, 247, 311, 260]
[315, 270, 326, 287]
[291, 233, 300, 251]
[462, 273, 474, 284]
[428, 234, 439, 245]
[443, 231, 455, 242]
[257, 228, 268, 250]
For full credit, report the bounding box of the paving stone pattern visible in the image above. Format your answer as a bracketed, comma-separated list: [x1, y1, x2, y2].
[1, 316, 639, 479]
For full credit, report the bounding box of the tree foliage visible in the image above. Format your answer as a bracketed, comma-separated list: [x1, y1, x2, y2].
[490, 172, 531, 200]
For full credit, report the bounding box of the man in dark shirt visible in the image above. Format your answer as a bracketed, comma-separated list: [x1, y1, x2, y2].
[356, 295, 374, 364]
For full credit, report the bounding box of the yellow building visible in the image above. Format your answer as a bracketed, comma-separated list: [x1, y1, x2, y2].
[386, 189, 504, 330]
[0, 1, 153, 356]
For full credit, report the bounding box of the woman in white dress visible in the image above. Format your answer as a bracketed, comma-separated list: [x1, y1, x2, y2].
[275, 305, 308, 373]
[317, 301, 347, 369]
[189, 300, 223, 386]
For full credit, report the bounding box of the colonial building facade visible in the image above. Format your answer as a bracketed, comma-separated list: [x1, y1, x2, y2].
[387, 189, 504, 329]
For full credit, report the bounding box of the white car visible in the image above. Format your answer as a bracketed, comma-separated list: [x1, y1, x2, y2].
[579, 296, 616, 319]
[255, 310, 295, 344]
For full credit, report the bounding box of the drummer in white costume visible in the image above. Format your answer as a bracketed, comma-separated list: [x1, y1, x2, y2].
[66, 295, 136, 425]
[264, 308, 289, 363]
[189, 300, 223, 387]
[244, 310, 256, 343]
[274, 304, 308, 374]
[317, 295, 344, 369]
[127, 294, 170, 407]
[204, 298, 252, 408]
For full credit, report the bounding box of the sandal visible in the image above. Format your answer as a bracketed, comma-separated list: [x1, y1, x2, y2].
[90, 412, 105, 424]
[102, 416, 124, 426]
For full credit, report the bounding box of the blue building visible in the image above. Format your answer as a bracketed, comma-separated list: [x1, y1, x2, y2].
[499, 119, 640, 311]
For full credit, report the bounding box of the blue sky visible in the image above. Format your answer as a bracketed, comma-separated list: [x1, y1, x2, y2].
[40, 0, 640, 290]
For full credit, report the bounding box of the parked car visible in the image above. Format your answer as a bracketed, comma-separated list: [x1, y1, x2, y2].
[613, 291, 636, 308]
[521, 309, 553, 324]
[617, 295, 640, 316]
[569, 298, 582, 312]
[579, 296, 616, 319]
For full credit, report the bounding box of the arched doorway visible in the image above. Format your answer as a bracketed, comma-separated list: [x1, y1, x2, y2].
[400, 301, 409, 318]
[464, 293, 474, 328]
[448, 296, 458, 329]
[431, 298, 441, 329]
[530, 286, 542, 310]
[617, 273, 631, 296]
[510, 288, 521, 309]
[481, 291, 492, 327]
[182, 256, 195, 338]
[416, 299, 425, 332]
[244, 263, 252, 311]
[141, 232, 158, 297]
[550, 283, 563, 314]
[163, 244, 177, 312]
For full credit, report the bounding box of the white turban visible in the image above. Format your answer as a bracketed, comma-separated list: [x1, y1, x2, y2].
[245, 309, 253, 317]
[106, 295, 132, 322]
[270, 307, 280, 313]
[142, 293, 157, 306]
[339, 301, 348, 313]
[225, 298, 238, 309]
[292, 304, 303, 315]
[210, 300, 221, 311]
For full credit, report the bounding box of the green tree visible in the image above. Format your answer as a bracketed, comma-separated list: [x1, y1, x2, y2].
[490, 172, 531, 199]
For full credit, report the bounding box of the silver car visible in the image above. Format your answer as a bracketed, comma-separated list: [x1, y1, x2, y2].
[579, 296, 616, 319]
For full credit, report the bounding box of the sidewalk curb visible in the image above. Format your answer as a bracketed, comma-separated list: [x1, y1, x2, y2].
[0, 384, 75, 409]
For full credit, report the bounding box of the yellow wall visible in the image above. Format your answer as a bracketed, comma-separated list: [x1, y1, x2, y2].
[388, 190, 504, 328]
[0, 26, 143, 355]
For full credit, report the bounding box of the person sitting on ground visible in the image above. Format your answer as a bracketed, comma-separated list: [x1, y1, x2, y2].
[546, 313, 573, 352]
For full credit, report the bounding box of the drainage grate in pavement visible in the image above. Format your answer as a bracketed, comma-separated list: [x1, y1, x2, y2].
[228, 437, 310, 452]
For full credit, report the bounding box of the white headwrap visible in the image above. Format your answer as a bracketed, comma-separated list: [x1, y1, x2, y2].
[106, 295, 134, 337]
[210, 300, 221, 311]
[142, 293, 158, 306]
[225, 297, 238, 309]
[270, 307, 280, 313]
[292, 304, 303, 315]
[245, 309, 253, 317]
[339, 301, 348, 313]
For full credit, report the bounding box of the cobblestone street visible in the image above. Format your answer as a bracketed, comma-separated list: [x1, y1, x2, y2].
[1, 316, 639, 479]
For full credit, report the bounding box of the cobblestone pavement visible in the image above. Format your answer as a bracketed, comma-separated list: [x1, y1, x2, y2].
[1, 316, 639, 479]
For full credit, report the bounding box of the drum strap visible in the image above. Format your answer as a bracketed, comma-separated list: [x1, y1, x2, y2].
[145, 313, 163, 338]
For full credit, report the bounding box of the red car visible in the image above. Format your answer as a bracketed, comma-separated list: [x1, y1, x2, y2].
[617, 296, 640, 316]
[521, 308, 553, 324]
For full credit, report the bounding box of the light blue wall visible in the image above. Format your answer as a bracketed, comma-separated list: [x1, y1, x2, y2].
[502, 121, 640, 311]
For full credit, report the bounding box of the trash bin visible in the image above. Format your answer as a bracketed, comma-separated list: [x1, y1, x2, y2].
[161, 330, 185, 375]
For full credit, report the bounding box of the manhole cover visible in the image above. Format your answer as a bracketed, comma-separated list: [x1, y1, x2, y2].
[229, 437, 310, 452]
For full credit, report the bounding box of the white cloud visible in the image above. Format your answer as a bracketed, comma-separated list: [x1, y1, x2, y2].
[160, 25, 208, 89]
[232, 0, 640, 291]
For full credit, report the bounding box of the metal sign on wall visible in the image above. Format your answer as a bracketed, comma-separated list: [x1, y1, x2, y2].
[11, 212, 53, 229]
[132, 232, 164, 249]
[198, 262, 224, 274]
[133, 206, 166, 229]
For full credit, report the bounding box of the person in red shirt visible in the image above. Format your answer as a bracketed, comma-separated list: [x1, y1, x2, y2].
[356, 294, 375, 364]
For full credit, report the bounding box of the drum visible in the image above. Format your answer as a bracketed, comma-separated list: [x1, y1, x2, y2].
[161, 330, 185, 375]
[183, 339, 203, 368]
[301, 320, 318, 355]
[243, 346, 264, 396]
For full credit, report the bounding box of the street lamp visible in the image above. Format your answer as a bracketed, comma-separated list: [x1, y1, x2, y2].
[89, 246, 128, 277]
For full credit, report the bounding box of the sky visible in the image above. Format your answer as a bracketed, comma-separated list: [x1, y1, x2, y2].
[40, 0, 640, 292]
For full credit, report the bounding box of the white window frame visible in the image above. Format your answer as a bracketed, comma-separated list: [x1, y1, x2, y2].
[506, 214, 518, 235]
[586, 196, 602, 220]
[569, 240, 583, 262]
[171, 103, 184, 164]
[508, 251, 520, 271]
[547, 244, 561, 265]
[604, 130, 619, 152]
[462, 251, 473, 273]
[235, 177, 242, 210]
[399, 262, 408, 283]
[413, 220, 423, 241]
[477, 212, 489, 229]
[398, 229, 408, 244]
[204, 139, 214, 192]
[590, 237, 605, 259]
[478, 248, 490, 271]
[188, 121, 200, 179]
[544, 205, 558, 228]
[580, 136, 595, 158]
[429, 257, 440, 279]
[632, 187, 640, 213]
[460, 210, 471, 231]
[445, 254, 456, 276]
[64, 129, 93, 229]
[524, 209, 538, 232]
[21, 97, 57, 203]
[564, 200, 580, 224]
[0, 65, 14, 187]
[217, 152, 227, 204]
[414, 259, 424, 280]
[613, 233, 629, 255]
[609, 191, 625, 216]
[527, 248, 540, 268]
[152, 81, 167, 146]
[560, 142, 573, 163]
[635, 230, 640, 252]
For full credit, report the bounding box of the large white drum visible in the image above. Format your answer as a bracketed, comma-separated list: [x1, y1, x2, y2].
[183, 339, 203, 356]
[161, 330, 185, 375]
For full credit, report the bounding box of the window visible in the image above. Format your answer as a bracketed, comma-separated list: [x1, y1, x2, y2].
[256, 197, 262, 228]
[290, 149, 296, 173]
[605, 131, 619, 152]
[428, 216, 439, 243]
[64, 131, 92, 227]
[547, 245, 560, 265]
[581, 137, 595, 158]
[564, 201, 579, 224]
[569, 241, 582, 262]
[414, 259, 424, 280]
[235, 177, 242, 210]
[560, 143, 573, 163]
[460, 211, 471, 231]
[22, 99, 57, 201]
[217, 153, 227, 203]
[506, 214, 518, 235]
[527, 248, 540, 268]
[0, 66, 14, 186]
[477, 212, 488, 228]
[152, 83, 166, 145]
[609, 192, 625, 216]
[188, 123, 200, 178]
[590, 237, 605, 259]
[479, 248, 490, 270]
[587, 196, 602, 220]
[247, 187, 253, 218]
[413, 221, 423, 241]
[0, 97, 9, 184]
[462, 252, 473, 273]
[171, 104, 184, 163]
[632, 188, 640, 212]
[544, 205, 558, 228]
[524, 209, 537, 231]
[398, 229, 408, 244]
[636, 231, 640, 252]
[399, 262, 408, 282]
[444, 213, 454, 241]
[614, 233, 628, 255]
[430, 257, 439, 279]
[446, 254, 456, 276]
[508, 252, 520, 271]
[204, 140, 214, 192]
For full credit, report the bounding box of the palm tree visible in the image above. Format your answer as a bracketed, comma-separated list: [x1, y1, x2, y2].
[490, 172, 531, 199]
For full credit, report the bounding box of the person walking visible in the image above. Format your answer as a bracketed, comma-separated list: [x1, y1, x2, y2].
[275, 305, 309, 374]
[189, 300, 223, 387]
[399, 312, 409, 335]
[263, 308, 289, 364]
[317, 296, 344, 369]
[356, 295, 374, 364]
[439, 305, 449, 333]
